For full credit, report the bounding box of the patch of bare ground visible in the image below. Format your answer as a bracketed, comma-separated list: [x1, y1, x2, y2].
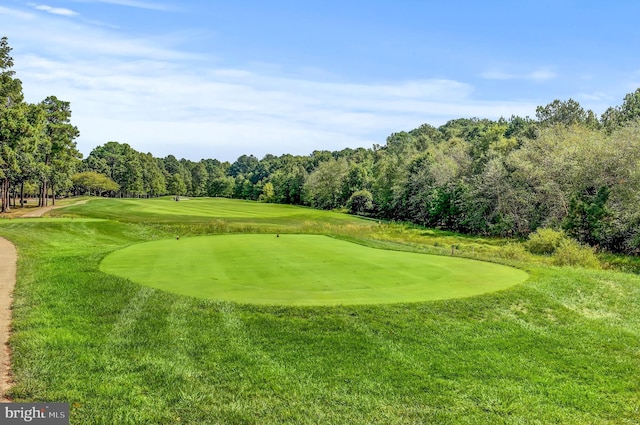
[0, 237, 16, 402]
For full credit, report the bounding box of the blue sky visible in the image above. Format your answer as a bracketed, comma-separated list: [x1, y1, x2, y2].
[1, 0, 639, 161]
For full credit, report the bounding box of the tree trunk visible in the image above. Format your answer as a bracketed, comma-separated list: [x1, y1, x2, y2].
[20, 181, 24, 208]
[42, 180, 49, 207]
[51, 184, 55, 206]
[0, 178, 9, 213]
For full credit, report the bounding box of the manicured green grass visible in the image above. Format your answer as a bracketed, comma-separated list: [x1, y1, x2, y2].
[56, 197, 370, 227]
[100, 234, 528, 305]
[0, 197, 638, 424]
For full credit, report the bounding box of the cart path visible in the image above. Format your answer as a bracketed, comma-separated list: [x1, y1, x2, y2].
[21, 199, 89, 218]
[0, 237, 16, 402]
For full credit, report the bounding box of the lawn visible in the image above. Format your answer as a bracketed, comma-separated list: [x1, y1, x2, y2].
[100, 234, 528, 305]
[0, 197, 638, 424]
[56, 197, 370, 227]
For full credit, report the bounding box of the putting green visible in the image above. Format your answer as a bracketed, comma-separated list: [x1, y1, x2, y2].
[100, 235, 528, 305]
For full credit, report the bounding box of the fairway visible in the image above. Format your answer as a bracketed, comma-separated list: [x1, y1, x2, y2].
[100, 234, 528, 305]
[59, 197, 371, 227]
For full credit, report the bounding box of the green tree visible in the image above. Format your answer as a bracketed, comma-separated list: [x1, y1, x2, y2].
[341, 163, 371, 202]
[13, 103, 45, 207]
[167, 173, 187, 198]
[303, 158, 349, 209]
[191, 161, 208, 197]
[258, 181, 275, 202]
[269, 159, 307, 204]
[0, 37, 30, 212]
[139, 153, 166, 197]
[161, 155, 192, 196]
[0, 104, 31, 212]
[618, 89, 640, 124]
[347, 189, 374, 216]
[563, 186, 610, 246]
[601, 88, 640, 131]
[179, 158, 194, 195]
[208, 176, 234, 197]
[535, 98, 595, 127]
[71, 171, 119, 196]
[87, 142, 143, 197]
[229, 154, 259, 177]
[37, 95, 81, 206]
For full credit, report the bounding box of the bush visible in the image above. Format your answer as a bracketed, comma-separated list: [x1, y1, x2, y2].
[553, 239, 601, 269]
[347, 189, 374, 216]
[497, 243, 530, 260]
[525, 228, 566, 255]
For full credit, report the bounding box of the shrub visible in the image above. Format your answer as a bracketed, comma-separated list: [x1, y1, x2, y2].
[497, 243, 530, 260]
[525, 228, 566, 255]
[553, 239, 601, 269]
[347, 189, 374, 216]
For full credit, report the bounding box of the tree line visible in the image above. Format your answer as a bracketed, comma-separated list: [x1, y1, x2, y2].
[0, 37, 80, 211]
[2, 37, 639, 254]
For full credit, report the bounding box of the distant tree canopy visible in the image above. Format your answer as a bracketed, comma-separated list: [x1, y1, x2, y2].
[71, 171, 119, 196]
[2, 36, 639, 253]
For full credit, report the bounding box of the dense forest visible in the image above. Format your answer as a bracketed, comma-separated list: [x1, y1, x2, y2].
[1, 37, 639, 254]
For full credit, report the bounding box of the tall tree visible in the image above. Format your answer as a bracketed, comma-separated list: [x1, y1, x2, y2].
[38, 95, 80, 206]
[303, 158, 349, 209]
[269, 161, 307, 204]
[167, 173, 186, 199]
[535, 98, 594, 127]
[139, 152, 166, 197]
[13, 104, 45, 207]
[87, 142, 142, 197]
[602, 88, 640, 131]
[0, 37, 30, 213]
[229, 154, 258, 177]
[191, 161, 208, 197]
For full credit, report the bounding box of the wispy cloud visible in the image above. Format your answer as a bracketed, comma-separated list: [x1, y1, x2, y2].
[482, 68, 557, 82]
[17, 56, 537, 160]
[0, 6, 35, 19]
[577, 92, 610, 102]
[72, 0, 176, 12]
[27, 3, 79, 17]
[2, 5, 538, 161]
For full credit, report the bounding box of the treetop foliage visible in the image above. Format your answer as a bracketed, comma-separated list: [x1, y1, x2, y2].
[2, 36, 640, 254]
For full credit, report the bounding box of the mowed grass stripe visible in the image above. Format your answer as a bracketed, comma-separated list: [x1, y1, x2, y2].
[100, 234, 528, 305]
[59, 197, 369, 225]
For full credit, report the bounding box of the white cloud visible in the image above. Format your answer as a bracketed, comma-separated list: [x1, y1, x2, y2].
[71, 0, 176, 11]
[482, 68, 557, 82]
[577, 92, 610, 102]
[27, 3, 79, 17]
[528, 69, 557, 81]
[0, 6, 35, 19]
[16, 56, 537, 160]
[2, 5, 539, 161]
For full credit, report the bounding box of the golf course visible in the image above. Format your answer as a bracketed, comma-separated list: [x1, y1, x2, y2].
[0, 197, 638, 424]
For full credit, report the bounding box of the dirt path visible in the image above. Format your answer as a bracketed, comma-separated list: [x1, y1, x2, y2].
[0, 237, 16, 402]
[20, 199, 88, 218]
[20, 205, 56, 218]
